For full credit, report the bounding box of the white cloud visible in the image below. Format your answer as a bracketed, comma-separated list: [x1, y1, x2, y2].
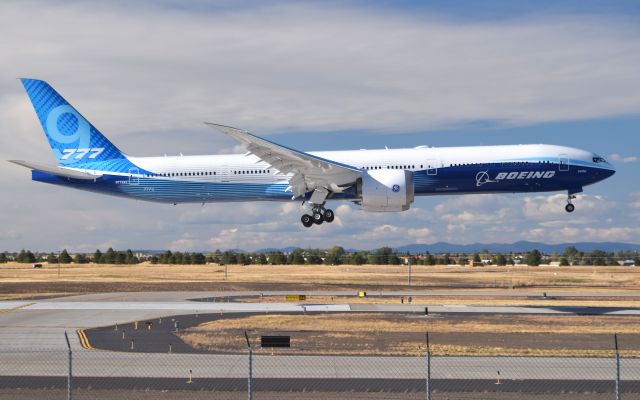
[610, 153, 638, 163]
[1, 2, 640, 140]
[522, 194, 615, 221]
[525, 226, 640, 243]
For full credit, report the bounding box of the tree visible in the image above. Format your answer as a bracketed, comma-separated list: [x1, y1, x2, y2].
[102, 248, 116, 264]
[256, 253, 268, 265]
[16, 250, 36, 263]
[563, 246, 579, 258]
[495, 254, 507, 266]
[288, 248, 306, 265]
[114, 251, 126, 264]
[349, 252, 367, 265]
[306, 250, 323, 265]
[74, 253, 88, 264]
[221, 251, 237, 265]
[559, 257, 570, 266]
[93, 249, 102, 264]
[47, 253, 59, 264]
[324, 246, 345, 265]
[237, 253, 250, 265]
[16, 250, 27, 263]
[0, 252, 7, 263]
[268, 252, 286, 265]
[525, 249, 542, 266]
[588, 250, 608, 266]
[59, 249, 72, 264]
[162, 252, 171, 264]
[191, 252, 206, 265]
[472, 253, 481, 263]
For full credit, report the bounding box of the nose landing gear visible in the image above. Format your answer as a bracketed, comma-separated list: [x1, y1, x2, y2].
[301, 205, 335, 228]
[565, 195, 576, 213]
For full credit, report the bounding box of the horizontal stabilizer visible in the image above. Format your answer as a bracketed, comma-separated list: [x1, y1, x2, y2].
[9, 160, 102, 180]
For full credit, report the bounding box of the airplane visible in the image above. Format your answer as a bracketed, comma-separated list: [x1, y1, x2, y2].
[11, 79, 615, 228]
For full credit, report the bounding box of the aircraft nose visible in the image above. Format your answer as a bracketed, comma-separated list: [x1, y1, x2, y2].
[601, 167, 615, 179]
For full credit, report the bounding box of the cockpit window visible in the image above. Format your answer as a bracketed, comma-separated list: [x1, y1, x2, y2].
[592, 157, 607, 163]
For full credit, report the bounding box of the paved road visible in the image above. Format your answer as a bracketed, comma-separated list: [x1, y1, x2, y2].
[1, 291, 639, 352]
[1, 376, 638, 394]
[0, 350, 639, 380]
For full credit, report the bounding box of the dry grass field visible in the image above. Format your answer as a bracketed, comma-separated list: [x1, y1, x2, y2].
[178, 313, 640, 357]
[1, 262, 639, 291]
[236, 295, 640, 307]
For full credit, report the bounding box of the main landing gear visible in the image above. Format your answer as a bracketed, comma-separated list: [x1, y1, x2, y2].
[565, 195, 576, 213]
[301, 206, 335, 228]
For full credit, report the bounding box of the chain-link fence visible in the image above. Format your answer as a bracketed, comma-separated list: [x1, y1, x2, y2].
[0, 337, 639, 400]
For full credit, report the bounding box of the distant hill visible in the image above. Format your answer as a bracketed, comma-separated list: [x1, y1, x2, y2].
[394, 241, 640, 254]
[133, 241, 640, 255]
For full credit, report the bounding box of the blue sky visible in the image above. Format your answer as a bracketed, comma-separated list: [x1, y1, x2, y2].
[0, 0, 639, 251]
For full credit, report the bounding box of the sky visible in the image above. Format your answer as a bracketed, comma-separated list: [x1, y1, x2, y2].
[0, 0, 639, 252]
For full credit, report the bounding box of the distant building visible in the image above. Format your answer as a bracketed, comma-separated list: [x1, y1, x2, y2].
[619, 260, 636, 267]
[549, 261, 562, 267]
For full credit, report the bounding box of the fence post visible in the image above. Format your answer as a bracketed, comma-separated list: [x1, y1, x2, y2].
[615, 333, 620, 400]
[426, 332, 432, 400]
[64, 331, 72, 400]
[245, 331, 253, 400]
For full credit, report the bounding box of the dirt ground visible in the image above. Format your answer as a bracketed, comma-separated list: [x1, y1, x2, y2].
[177, 313, 640, 357]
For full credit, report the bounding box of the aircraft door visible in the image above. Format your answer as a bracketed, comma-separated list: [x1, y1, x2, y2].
[558, 154, 569, 171]
[128, 167, 139, 185]
[426, 159, 438, 176]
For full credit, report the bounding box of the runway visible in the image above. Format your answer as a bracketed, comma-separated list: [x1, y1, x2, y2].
[1, 291, 640, 353]
[0, 291, 638, 396]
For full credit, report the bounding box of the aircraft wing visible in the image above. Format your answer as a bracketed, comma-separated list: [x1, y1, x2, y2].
[205, 123, 361, 198]
[9, 160, 103, 180]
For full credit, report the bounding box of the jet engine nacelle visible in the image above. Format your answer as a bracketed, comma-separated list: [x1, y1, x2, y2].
[359, 169, 415, 212]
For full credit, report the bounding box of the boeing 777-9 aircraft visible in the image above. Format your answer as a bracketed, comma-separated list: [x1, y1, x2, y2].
[12, 79, 615, 227]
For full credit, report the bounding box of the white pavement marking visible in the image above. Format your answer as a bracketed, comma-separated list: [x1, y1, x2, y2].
[20, 301, 352, 312]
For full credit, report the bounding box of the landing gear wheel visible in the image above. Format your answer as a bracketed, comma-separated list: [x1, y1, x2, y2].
[301, 214, 313, 228]
[565, 203, 575, 213]
[324, 209, 335, 223]
[312, 212, 324, 224]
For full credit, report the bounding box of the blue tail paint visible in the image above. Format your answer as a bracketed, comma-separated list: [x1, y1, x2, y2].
[20, 79, 141, 173]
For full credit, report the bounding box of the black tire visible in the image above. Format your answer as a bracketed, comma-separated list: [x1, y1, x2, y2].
[565, 203, 575, 213]
[313, 212, 324, 224]
[301, 214, 313, 227]
[324, 209, 335, 223]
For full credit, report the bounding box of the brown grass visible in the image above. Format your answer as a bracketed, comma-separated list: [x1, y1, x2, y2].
[178, 313, 640, 357]
[237, 295, 640, 307]
[185, 313, 640, 335]
[1, 262, 639, 290]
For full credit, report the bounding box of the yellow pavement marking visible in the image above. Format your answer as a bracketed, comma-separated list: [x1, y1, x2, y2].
[76, 329, 93, 349]
[0, 302, 34, 314]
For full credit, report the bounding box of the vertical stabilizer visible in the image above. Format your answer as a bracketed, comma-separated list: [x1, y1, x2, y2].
[20, 79, 136, 173]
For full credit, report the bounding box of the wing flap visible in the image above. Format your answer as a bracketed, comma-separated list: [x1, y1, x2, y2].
[206, 123, 362, 198]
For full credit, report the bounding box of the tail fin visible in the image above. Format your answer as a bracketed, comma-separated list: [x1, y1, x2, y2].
[20, 79, 128, 170]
